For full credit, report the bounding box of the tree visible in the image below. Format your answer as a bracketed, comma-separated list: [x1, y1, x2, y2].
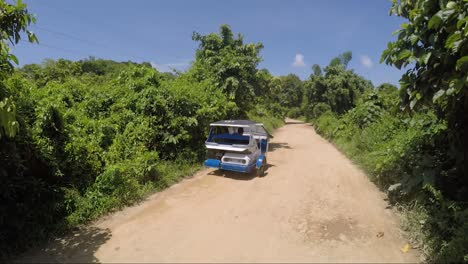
[322, 64, 373, 114]
[328, 51, 353, 69]
[0, 0, 37, 139]
[191, 24, 264, 111]
[381, 0, 467, 181]
[303, 53, 372, 116]
[276, 74, 303, 108]
[311, 64, 322, 76]
[375, 83, 399, 110]
[381, 0, 467, 121]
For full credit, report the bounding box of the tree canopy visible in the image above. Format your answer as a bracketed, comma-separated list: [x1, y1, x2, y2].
[191, 24, 264, 111]
[381, 0, 467, 123]
[302, 53, 373, 117]
[0, 0, 37, 139]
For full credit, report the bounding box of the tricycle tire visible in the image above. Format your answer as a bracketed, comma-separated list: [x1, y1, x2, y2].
[257, 166, 265, 177]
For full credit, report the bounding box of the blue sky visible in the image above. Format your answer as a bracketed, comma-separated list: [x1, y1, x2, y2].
[13, 0, 406, 86]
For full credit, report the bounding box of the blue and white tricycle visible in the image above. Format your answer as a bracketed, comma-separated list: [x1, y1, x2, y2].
[204, 120, 272, 176]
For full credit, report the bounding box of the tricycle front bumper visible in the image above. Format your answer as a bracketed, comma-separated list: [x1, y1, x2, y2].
[204, 159, 255, 173]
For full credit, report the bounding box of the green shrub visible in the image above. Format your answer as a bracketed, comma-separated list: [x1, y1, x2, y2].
[287, 107, 302, 118]
[313, 110, 339, 139]
[312, 103, 331, 119]
[247, 105, 284, 132]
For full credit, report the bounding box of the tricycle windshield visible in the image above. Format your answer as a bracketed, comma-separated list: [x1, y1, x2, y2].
[207, 126, 250, 146]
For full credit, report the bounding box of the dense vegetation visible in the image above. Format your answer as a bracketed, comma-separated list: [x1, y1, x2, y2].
[0, 5, 285, 257]
[1, 0, 466, 262]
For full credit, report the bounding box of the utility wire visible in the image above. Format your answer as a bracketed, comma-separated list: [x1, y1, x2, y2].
[20, 39, 92, 56]
[23, 4, 172, 64]
[31, 25, 107, 48]
[30, 25, 150, 62]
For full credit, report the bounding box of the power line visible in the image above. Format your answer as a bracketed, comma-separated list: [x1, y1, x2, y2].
[19, 39, 153, 66]
[29, 26, 149, 62]
[20, 39, 92, 56]
[22, 3, 172, 64]
[31, 25, 106, 48]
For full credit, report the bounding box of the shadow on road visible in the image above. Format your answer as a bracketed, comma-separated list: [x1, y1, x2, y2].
[208, 162, 276, 180]
[209, 169, 257, 181]
[16, 226, 111, 263]
[269, 142, 291, 152]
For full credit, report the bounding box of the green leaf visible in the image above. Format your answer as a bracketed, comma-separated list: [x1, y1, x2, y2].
[455, 56, 468, 70]
[398, 49, 412, 60]
[27, 31, 38, 43]
[428, 12, 443, 29]
[420, 52, 432, 65]
[392, 29, 404, 36]
[449, 78, 464, 92]
[446, 1, 457, 9]
[9, 54, 19, 65]
[410, 34, 419, 45]
[456, 17, 468, 29]
[432, 89, 445, 103]
[445, 32, 462, 52]
[446, 87, 456, 95]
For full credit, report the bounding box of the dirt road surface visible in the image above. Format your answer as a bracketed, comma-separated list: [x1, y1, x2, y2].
[18, 119, 419, 263]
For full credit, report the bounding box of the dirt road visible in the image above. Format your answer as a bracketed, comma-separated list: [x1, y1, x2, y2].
[19, 120, 419, 263]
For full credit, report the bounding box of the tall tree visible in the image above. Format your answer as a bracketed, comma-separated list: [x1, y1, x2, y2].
[304, 52, 372, 115]
[0, 0, 38, 139]
[277, 74, 303, 108]
[311, 64, 322, 76]
[191, 24, 264, 110]
[328, 51, 353, 69]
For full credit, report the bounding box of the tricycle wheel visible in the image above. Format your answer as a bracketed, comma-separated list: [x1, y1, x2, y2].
[257, 166, 265, 177]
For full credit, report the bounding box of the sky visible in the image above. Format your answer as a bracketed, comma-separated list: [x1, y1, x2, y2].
[13, 0, 406, 86]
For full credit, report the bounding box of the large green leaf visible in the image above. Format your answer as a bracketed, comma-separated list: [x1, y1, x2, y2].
[432, 89, 445, 103]
[428, 12, 443, 29]
[446, 1, 457, 9]
[410, 34, 419, 45]
[420, 52, 432, 65]
[398, 49, 412, 60]
[445, 32, 462, 52]
[455, 56, 468, 70]
[9, 54, 19, 65]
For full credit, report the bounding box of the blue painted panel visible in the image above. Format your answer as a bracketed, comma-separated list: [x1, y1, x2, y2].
[205, 159, 220, 168]
[256, 154, 265, 168]
[220, 163, 255, 173]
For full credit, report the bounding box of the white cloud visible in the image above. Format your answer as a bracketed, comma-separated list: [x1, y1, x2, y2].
[360, 55, 373, 68]
[292, 54, 306, 67]
[150, 61, 190, 72]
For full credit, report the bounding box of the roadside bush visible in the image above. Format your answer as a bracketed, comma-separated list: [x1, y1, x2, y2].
[311, 102, 331, 119]
[247, 104, 284, 132]
[313, 110, 338, 139]
[287, 107, 302, 118]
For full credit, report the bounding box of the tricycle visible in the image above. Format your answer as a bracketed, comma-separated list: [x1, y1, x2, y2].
[204, 120, 272, 176]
